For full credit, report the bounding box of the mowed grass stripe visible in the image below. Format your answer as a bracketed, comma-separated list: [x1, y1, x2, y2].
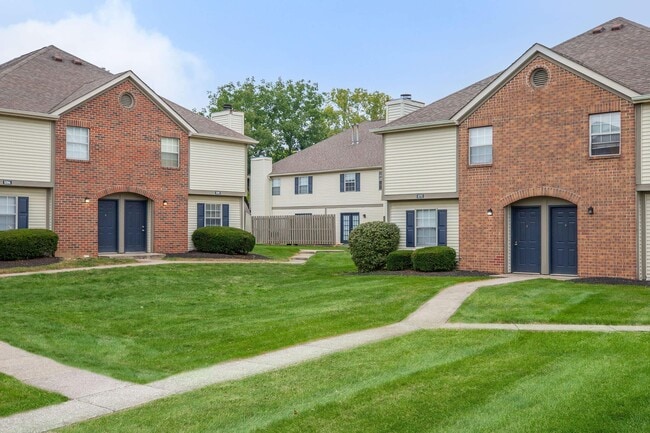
[59, 330, 650, 433]
[0, 373, 66, 417]
[0, 253, 478, 382]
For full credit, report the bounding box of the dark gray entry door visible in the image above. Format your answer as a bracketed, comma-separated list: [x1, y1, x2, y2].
[340, 213, 360, 244]
[98, 200, 118, 253]
[125, 200, 147, 252]
[550, 206, 577, 275]
[512, 207, 541, 273]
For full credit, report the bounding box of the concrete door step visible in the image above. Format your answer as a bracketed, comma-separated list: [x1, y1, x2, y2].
[99, 252, 166, 260]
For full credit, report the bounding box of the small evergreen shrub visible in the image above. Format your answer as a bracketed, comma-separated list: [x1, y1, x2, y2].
[412, 246, 457, 272]
[192, 226, 255, 255]
[0, 229, 58, 261]
[386, 250, 413, 271]
[349, 221, 399, 272]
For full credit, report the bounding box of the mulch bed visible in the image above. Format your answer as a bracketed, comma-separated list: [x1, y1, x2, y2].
[352, 270, 493, 277]
[572, 277, 650, 286]
[0, 257, 62, 269]
[165, 252, 270, 260]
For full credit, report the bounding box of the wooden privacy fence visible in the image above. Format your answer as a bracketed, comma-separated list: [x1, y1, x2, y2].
[252, 214, 336, 245]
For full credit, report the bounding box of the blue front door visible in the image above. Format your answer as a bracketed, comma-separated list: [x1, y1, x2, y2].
[550, 206, 577, 275]
[340, 213, 360, 244]
[512, 207, 541, 273]
[98, 200, 118, 253]
[125, 200, 147, 252]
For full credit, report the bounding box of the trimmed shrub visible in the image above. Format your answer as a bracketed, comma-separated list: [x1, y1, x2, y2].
[0, 229, 58, 261]
[412, 246, 457, 272]
[349, 221, 399, 272]
[386, 250, 413, 271]
[192, 226, 255, 255]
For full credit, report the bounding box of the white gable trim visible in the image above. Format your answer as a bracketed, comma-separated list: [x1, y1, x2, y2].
[452, 44, 641, 122]
[51, 71, 197, 133]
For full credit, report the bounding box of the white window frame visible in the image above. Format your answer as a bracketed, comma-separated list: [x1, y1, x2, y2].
[469, 126, 493, 165]
[416, 209, 437, 247]
[0, 196, 17, 231]
[297, 176, 310, 194]
[589, 112, 621, 156]
[161, 137, 180, 168]
[343, 173, 357, 192]
[204, 203, 222, 227]
[272, 178, 281, 196]
[66, 126, 89, 161]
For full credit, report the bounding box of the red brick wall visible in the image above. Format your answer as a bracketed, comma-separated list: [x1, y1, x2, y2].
[458, 56, 637, 278]
[54, 80, 189, 256]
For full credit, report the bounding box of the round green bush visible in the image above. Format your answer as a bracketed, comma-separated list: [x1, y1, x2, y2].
[192, 226, 256, 255]
[386, 250, 413, 271]
[0, 229, 58, 261]
[348, 221, 399, 272]
[412, 246, 457, 272]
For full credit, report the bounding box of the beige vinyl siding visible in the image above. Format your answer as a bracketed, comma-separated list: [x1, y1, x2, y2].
[645, 194, 650, 279]
[270, 169, 383, 209]
[271, 205, 385, 244]
[388, 199, 459, 251]
[0, 116, 52, 182]
[384, 127, 457, 195]
[640, 104, 650, 184]
[189, 138, 246, 193]
[188, 195, 243, 249]
[0, 186, 49, 229]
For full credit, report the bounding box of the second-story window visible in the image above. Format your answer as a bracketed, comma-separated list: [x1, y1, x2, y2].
[66, 126, 89, 160]
[469, 126, 492, 165]
[161, 137, 180, 168]
[340, 173, 361, 192]
[272, 178, 281, 196]
[590, 112, 621, 156]
[295, 176, 312, 194]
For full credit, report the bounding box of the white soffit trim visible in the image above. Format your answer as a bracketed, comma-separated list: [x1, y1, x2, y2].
[452, 44, 641, 122]
[50, 71, 197, 133]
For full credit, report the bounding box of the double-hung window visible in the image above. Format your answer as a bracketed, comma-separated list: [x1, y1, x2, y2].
[204, 203, 222, 226]
[297, 176, 310, 194]
[590, 112, 620, 156]
[469, 126, 492, 165]
[0, 196, 17, 230]
[344, 173, 356, 191]
[272, 178, 281, 196]
[416, 209, 437, 246]
[66, 126, 89, 160]
[161, 137, 180, 168]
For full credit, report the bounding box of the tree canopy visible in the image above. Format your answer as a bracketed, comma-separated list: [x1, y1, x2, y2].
[205, 77, 391, 162]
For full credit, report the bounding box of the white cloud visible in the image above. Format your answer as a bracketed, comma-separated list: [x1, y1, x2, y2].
[0, 0, 210, 109]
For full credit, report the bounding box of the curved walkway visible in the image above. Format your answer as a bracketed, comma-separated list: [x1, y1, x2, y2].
[2, 273, 650, 432]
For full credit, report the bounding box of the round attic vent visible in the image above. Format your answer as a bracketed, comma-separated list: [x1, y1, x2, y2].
[530, 68, 549, 88]
[119, 92, 134, 108]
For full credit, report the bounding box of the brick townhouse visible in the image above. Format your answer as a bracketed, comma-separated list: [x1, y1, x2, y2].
[0, 46, 256, 257]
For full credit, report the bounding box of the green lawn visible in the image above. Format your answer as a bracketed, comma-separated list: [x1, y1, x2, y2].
[0, 257, 136, 275]
[0, 373, 66, 417]
[451, 279, 650, 324]
[251, 245, 347, 261]
[59, 330, 650, 433]
[0, 253, 476, 383]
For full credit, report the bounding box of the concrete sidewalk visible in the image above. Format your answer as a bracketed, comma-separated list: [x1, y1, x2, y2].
[3, 273, 650, 432]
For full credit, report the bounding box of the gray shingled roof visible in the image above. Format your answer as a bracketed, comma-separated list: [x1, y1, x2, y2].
[0, 45, 254, 142]
[377, 17, 650, 132]
[272, 120, 385, 175]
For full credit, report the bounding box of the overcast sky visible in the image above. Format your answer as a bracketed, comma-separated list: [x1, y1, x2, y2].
[1, 0, 649, 110]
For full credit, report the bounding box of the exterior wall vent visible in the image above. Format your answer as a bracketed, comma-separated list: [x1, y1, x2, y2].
[531, 68, 549, 88]
[120, 92, 135, 108]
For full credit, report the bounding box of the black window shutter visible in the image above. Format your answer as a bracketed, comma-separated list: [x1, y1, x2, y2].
[222, 204, 230, 227]
[355, 173, 361, 191]
[17, 197, 29, 229]
[406, 210, 415, 247]
[308, 176, 313, 194]
[294, 177, 299, 194]
[197, 203, 205, 228]
[437, 209, 447, 246]
[340, 174, 344, 192]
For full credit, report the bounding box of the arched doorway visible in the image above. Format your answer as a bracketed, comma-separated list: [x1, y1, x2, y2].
[98, 192, 150, 253]
[507, 196, 577, 275]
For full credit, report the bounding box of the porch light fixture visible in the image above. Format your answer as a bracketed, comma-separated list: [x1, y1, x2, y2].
[487, 208, 493, 216]
[163, 200, 168, 206]
[588, 206, 594, 215]
[84, 197, 90, 203]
